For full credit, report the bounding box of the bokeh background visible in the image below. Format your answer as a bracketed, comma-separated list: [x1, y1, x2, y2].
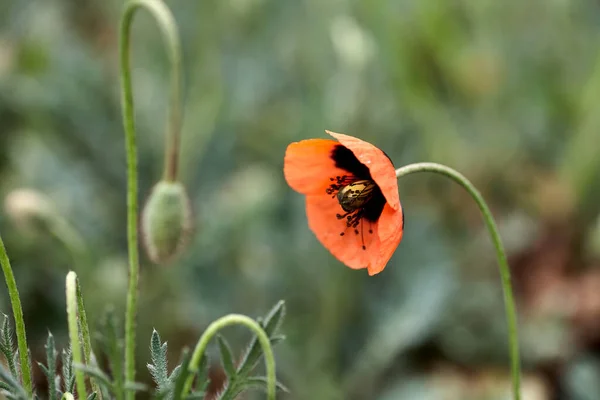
[2, 0, 600, 399]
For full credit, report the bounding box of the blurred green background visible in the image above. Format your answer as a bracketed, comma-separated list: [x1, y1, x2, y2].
[2, 0, 600, 399]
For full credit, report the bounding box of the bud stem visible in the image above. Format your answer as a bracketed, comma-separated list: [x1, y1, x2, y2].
[395, 162, 521, 400]
[120, 0, 183, 397]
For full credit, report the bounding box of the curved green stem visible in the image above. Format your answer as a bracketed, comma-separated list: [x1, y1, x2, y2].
[66, 271, 87, 399]
[120, 0, 183, 397]
[48, 216, 90, 270]
[0, 234, 32, 395]
[182, 314, 276, 400]
[395, 162, 521, 400]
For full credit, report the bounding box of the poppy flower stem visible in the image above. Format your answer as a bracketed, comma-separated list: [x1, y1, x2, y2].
[0, 234, 32, 395]
[119, 0, 183, 398]
[181, 314, 276, 400]
[395, 162, 521, 400]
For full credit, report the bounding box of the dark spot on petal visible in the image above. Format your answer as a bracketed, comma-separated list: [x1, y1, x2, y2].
[363, 185, 386, 222]
[329, 144, 390, 224]
[401, 204, 405, 230]
[331, 145, 371, 180]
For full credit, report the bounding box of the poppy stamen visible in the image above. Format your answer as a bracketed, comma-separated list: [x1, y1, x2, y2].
[360, 221, 366, 250]
[326, 175, 355, 196]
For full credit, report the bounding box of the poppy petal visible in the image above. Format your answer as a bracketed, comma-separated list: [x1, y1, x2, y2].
[284, 139, 348, 195]
[367, 204, 404, 275]
[326, 130, 400, 211]
[306, 194, 382, 271]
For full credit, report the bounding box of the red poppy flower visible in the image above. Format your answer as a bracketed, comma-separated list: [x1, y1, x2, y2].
[284, 130, 404, 275]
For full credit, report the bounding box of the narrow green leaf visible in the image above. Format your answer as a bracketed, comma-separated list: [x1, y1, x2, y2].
[171, 348, 193, 400]
[0, 380, 13, 391]
[244, 376, 290, 393]
[62, 348, 75, 394]
[45, 332, 58, 400]
[216, 335, 236, 378]
[0, 315, 17, 378]
[184, 392, 205, 400]
[74, 364, 113, 393]
[37, 363, 50, 378]
[99, 309, 124, 398]
[167, 364, 181, 384]
[261, 301, 286, 337]
[124, 381, 149, 393]
[196, 353, 209, 393]
[269, 334, 286, 347]
[86, 392, 97, 400]
[0, 363, 27, 399]
[237, 300, 285, 377]
[99, 382, 111, 400]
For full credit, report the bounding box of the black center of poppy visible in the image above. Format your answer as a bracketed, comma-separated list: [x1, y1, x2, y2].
[330, 145, 387, 223]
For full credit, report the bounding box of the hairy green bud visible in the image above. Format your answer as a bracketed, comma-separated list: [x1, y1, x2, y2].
[4, 188, 55, 231]
[141, 181, 193, 264]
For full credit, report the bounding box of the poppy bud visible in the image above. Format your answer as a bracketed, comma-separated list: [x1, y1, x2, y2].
[141, 180, 193, 264]
[4, 188, 55, 232]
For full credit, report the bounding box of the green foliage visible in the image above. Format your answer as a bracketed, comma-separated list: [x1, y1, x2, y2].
[147, 329, 196, 399]
[37, 333, 58, 400]
[216, 301, 288, 400]
[61, 348, 75, 396]
[237, 301, 285, 378]
[0, 362, 28, 400]
[0, 314, 18, 380]
[171, 348, 207, 400]
[73, 309, 148, 400]
[0, 364, 28, 400]
[147, 300, 286, 400]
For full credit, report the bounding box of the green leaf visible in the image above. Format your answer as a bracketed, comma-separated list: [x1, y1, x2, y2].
[0, 315, 17, 379]
[217, 335, 236, 378]
[86, 392, 97, 400]
[62, 348, 75, 394]
[97, 309, 124, 398]
[74, 364, 113, 392]
[148, 329, 169, 390]
[0, 362, 27, 399]
[124, 381, 149, 393]
[167, 364, 181, 384]
[269, 334, 286, 347]
[243, 376, 290, 393]
[0, 380, 13, 391]
[237, 300, 285, 377]
[172, 348, 201, 400]
[196, 353, 210, 394]
[184, 392, 206, 400]
[261, 300, 286, 337]
[41, 332, 58, 400]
